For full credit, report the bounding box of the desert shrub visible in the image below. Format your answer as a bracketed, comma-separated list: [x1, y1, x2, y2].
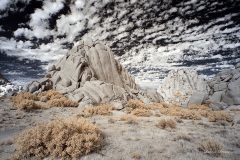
[11, 92, 39, 101]
[131, 153, 141, 159]
[82, 104, 116, 117]
[188, 104, 210, 111]
[14, 118, 102, 159]
[47, 97, 78, 107]
[156, 119, 176, 129]
[38, 90, 63, 99]
[208, 111, 234, 122]
[11, 92, 43, 111]
[126, 99, 147, 109]
[148, 103, 164, 110]
[180, 110, 201, 120]
[160, 106, 185, 116]
[119, 114, 140, 122]
[123, 107, 134, 113]
[131, 108, 152, 117]
[229, 108, 240, 111]
[12, 99, 45, 111]
[199, 139, 223, 157]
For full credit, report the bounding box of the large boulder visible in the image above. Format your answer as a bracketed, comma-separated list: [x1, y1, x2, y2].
[208, 63, 240, 106]
[157, 69, 210, 106]
[27, 38, 162, 106]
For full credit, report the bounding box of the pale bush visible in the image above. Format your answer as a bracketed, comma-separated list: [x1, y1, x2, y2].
[208, 111, 234, 122]
[131, 108, 152, 117]
[14, 118, 102, 159]
[119, 114, 140, 122]
[148, 103, 164, 110]
[199, 139, 223, 157]
[47, 97, 78, 107]
[180, 110, 201, 120]
[11, 92, 39, 101]
[188, 104, 212, 117]
[126, 99, 147, 109]
[38, 90, 63, 99]
[12, 99, 44, 111]
[156, 119, 176, 129]
[160, 106, 185, 116]
[82, 104, 116, 117]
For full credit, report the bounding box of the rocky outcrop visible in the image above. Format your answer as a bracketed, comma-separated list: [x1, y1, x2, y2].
[157, 69, 210, 107]
[207, 63, 240, 109]
[0, 73, 20, 97]
[26, 38, 162, 106]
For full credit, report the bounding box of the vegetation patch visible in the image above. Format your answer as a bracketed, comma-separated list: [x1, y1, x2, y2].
[156, 119, 176, 129]
[14, 118, 102, 159]
[82, 104, 116, 117]
[199, 139, 223, 157]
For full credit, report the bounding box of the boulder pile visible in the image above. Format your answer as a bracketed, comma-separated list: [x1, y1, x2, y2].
[26, 38, 162, 107]
[157, 69, 210, 107]
[207, 63, 240, 110]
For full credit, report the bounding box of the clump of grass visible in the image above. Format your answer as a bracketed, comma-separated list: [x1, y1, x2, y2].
[188, 104, 212, 117]
[47, 97, 78, 107]
[160, 106, 185, 116]
[12, 99, 45, 111]
[156, 119, 176, 129]
[11, 92, 44, 111]
[180, 110, 201, 120]
[119, 114, 140, 122]
[148, 103, 165, 110]
[199, 139, 223, 157]
[82, 104, 116, 117]
[126, 99, 147, 109]
[131, 153, 141, 159]
[208, 111, 234, 122]
[131, 108, 152, 117]
[14, 118, 102, 159]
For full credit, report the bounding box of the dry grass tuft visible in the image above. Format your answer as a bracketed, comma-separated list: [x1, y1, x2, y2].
[199, 139, 223, 157]
[126, 99, 147, 109]
[208, 111, 234, 122]
[119, 114, 140, 122]
[47, 97, 78, 107]
[180, 110, 201, 120]
[131, 108, 152, 117]
[13, 99, 45, 111]
[160, 106, 185, 116]
[82, 104, 116, 117]
[156, 119, 176, 129]
[188, 104, 212, 117]
[148, 103, 165, 110]
[14, 117, 102, 159]
[131, 153, 141, 159]
[11, 92, 44, 111]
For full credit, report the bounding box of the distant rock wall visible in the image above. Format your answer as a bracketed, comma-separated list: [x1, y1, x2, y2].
[207, 63, 240, 109]
[157, 69, 210, 107]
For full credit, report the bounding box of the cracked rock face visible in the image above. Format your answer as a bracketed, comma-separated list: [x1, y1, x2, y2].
[26, 38, 162, 106]
[157, 69, 210, 106]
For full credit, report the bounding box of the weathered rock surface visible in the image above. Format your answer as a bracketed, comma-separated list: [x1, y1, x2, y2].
[208, 63, 240, 106]
[157, 69, 210, 106]
[27, 38, 162, 106]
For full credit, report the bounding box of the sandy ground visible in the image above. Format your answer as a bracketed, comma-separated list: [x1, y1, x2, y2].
[0, 97, 240, 160]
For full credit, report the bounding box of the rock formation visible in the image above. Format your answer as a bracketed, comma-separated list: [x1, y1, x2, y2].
[0, 73, 20, 97]
[157, 69, 210, 107]
[207, 63, 240, 110]
[26, 38, 162, 106]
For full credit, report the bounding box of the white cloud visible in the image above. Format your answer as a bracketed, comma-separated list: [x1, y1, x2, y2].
[0, 0, 10, 10]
